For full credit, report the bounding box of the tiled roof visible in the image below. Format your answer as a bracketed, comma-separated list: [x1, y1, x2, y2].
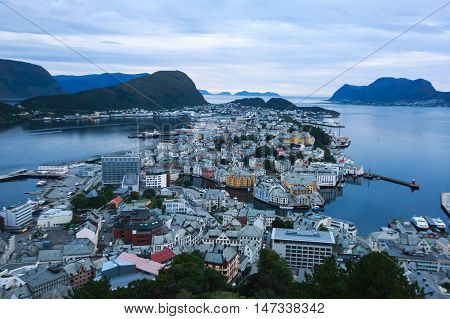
[116, 252, 164, 276]
[151, 248, 176, 264]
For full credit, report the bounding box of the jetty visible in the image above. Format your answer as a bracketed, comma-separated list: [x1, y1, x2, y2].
[363, 173, 419, 190]
[441, 193, 450, 217]
[0, 170, 64, 183]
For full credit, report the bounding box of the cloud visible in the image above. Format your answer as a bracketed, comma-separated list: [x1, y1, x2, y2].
[0, 0, 449, 95]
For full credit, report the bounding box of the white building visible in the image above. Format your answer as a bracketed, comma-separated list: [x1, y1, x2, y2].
[37, 165, 68, 174]
[145, 170, 169, 188]
[2, 201, 34, 232]
[271, 228, 335, 271]
[37, 206, 73, 228]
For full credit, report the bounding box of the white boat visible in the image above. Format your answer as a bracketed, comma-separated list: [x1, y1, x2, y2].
[411, 216, 429, 230]
[36, 180, 47, 187]
[424, 216, 446, 230]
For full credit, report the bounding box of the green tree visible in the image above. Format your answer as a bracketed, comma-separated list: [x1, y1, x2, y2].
[71, 278, 112, 299]
[346, 252, 422, 298]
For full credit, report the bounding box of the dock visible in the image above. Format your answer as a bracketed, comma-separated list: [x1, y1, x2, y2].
[441, 193, 450, 217]
[363, 173, 419, 190]
[0, 170, 64, 183]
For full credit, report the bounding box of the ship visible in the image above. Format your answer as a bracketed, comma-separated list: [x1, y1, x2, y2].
[128, 129, 160, 139]
[411, 216, 429, 230]
[36, 180, 47, 187]
[334, 136, 351, 148]
[423, 216, 446, 231]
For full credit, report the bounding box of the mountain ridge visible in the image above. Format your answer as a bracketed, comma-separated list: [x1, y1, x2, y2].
[54, 73, 149, 94]
[22, 71, 207, 112]
[330, 77, 450, 106]
[0, 59, 63, 100]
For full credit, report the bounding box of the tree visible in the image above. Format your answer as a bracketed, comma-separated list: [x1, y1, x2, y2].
[346, 252, 422, 298]
[71, 278, 112, 299]
[239, 249, 295, 298]
[271, 217, 293, 229]
[143, 188, 156, 199]
[299, 257, 348, 298]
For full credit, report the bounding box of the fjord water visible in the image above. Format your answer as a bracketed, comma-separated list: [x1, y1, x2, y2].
[0, 100, 449, 234]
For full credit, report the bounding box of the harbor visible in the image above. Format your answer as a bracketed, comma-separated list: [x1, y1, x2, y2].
[363, 172, 419, 190]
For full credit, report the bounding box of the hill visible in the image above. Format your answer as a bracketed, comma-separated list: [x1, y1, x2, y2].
[22, 71, 207, 112]
[54, 73, 149, 93]
[199, 90, 232, 95]
[0, 102, 22, 123]
[330, 77, 450, 106]
[235, 91, 280, 97]
[0, 59, 63, 100]
[231, 97, 296, 110]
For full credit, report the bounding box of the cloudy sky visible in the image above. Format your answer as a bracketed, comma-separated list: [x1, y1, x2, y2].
[1, 0, 449, 96]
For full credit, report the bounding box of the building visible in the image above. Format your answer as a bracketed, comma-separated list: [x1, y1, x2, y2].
[144, 168, 169, 188]
[1, 201, 34, 232]
[20, 266, 68, 299]
[109, 196, 123, 210]
[116, 252, 165, 276]
[271, 228, 335, 271]
[281, 172, 318, 195]
[203, 189, 229, 212]
[293, 166, 339, 187]
[204, 245, 239, 283]
[113, 205, 164, 246]
[37, 205, 73, 228]
[37, 165, 68, 174]
[225, 168, 256, 188]
[101, 153, 140, 185]
[0, 232, 15, 266]
[64, 258, 96, 288]
[151, 248, 176, 265]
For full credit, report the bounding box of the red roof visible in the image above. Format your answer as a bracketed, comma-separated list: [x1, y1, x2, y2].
[111, 196, 123, 205]
[151, 248, 176, 264]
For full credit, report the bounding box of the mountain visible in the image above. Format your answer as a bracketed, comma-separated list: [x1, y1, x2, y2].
[231, 97, 266, 107]
[0, 102, 21, 123]
[22, 71, 207, 112]
[231, 97, 296, 110]
[330, 77, 450, 106]
[54, 73, 149, 94]
[235, 91, 280, 97]
[0, 59, 63, 100]
[199, 90, 232, 95]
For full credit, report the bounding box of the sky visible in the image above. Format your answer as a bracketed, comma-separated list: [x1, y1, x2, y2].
[0, 0, 449, 96]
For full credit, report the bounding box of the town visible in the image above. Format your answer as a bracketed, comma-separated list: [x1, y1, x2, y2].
[0, 102, 448, 299]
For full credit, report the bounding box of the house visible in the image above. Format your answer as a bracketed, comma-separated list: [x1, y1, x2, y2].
[204, 245, 239, 283]
[64, 258, 96, 288]
[151, 248, 176, 265]
[109, 196, 123, 210]
[76, 221, 99, 247]
[203, 189, 229, 212]
[62, 238, 96, 262]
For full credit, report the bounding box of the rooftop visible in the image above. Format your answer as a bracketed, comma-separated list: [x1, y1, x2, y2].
[271, 228, 335, 244]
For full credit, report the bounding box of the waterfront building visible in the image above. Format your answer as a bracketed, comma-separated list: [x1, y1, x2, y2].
[144, 168, 169, 188]
[37, 165, 68, 175]
[101, 153, 140, 185]
[292, 166, 339, 187]
[1, 200, 34, 232]
[281, 171, 318, 194]
[271, 228, 335, 271]
[37, 205, 73, 229]
[225, 168, 256, 188]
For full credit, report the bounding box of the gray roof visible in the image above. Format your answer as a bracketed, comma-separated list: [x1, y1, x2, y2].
[62, 239, 95, 257]
[38, 249, 63, 263]
[20, 266, 67, 290]
[271, 228, 335, 244]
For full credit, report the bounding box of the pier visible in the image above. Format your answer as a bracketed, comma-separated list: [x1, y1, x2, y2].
[0, 170, 64, 183]
[363, 173, 419, 190]
[441, 193, 450, 217]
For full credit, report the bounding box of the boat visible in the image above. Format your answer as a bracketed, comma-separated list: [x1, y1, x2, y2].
[424, 216, 446, 231]
[311, 205, 324, 212]
[128, 129, 160, 139]
[411, 216, 429, 230]
[36, 180, 47, 187]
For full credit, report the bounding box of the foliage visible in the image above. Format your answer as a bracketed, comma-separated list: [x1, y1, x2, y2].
[271, 217, 293, 229]
[70, 186, 115, 211]
[143, 188, 157, 199]
[71, 252, 230, 299]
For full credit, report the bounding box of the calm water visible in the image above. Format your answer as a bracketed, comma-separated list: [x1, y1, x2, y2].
[0, 100, 449, 235]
